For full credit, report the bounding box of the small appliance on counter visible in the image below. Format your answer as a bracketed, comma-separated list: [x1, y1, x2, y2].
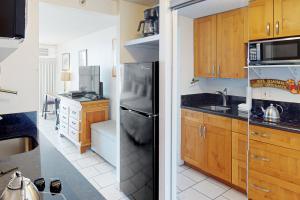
[137, 6, 159, 37]
[261, 103, 283, 123]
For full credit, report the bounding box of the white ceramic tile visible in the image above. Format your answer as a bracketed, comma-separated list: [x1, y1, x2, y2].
[182, 168, 207, 182]
[76, 156, 103, 169]
[177, 173, 196, 191]
[193, 180, 227, 199]
[206, 177, 231, 191]
[93, 172, 117, 188]
[223, 189, 247, 200]
[178, 188, 211, 200]
[177, 165, 190, 173]
[215, 196, 230, 200]
[94, 162, 114, 174]
[99, 184, 126, 200]
[80, 166, 101, 178]
[88, 178, 102, 190]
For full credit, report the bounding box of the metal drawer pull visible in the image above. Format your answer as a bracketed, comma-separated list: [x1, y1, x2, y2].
[199, 125, 203, 137]
[251, 184, 271, 193]
[275, 21, 279, 35]
[250, 131, 270, 138]
[203, 126, 206, 139]
[251, 154, 270, 162]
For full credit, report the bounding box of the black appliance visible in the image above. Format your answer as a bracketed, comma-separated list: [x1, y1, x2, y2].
[137, 6, 159, 37]
[120, 62, 159, 200]
[249, 37, 300, 65]
[0, 0, 26, 39]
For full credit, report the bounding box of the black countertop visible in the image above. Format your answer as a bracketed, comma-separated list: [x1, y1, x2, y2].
[59, 93, 109, 103]
[0, 112, 105, 200]
[181, 93, 300, 133]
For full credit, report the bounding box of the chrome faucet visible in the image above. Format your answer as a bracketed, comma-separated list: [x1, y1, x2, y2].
[216, 88, 228, 107]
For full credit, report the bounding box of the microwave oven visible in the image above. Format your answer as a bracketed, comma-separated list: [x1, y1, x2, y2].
[249, 37, 300, 65]
[0, 0, 26, 39]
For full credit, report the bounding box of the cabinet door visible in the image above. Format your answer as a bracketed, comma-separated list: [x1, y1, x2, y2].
[181, 112, 206, 169]
[204, 114, 232, 182]
[274, 0, 300, 38]
[194, 15, 217, 78]
[248, 0, 274, 40]
[217, 8, 247, 79]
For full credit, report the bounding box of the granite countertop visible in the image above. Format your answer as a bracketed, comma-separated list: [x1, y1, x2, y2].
[59, 93, 109, 103]
[0, 112, 105, 200]
[181, 93, 300, 134]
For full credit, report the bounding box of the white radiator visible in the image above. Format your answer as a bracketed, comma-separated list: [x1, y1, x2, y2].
[39, 57, 57, 111]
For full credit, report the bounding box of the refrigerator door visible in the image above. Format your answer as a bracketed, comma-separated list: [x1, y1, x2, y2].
[120, 107, 158, 200]
[120, 62, 159, 115]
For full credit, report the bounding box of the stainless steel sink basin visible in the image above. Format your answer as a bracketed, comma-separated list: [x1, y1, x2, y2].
[0, 137, 38, 158]
[200, 105, 231, 112]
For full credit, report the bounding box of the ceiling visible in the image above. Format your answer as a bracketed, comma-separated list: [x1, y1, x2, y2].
[39, 2, 118, 45]
[178, 0, 249, 18]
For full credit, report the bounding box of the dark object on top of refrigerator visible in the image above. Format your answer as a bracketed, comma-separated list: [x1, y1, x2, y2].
[0, 0, 26, 39]
[120, 62, 159, 200]
[137, 6, 159, 37]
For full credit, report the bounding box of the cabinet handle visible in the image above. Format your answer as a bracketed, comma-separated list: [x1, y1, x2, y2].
[251, 154, 270, 162]
[212, 66, 215, 76]
[203, 126, 206, 139]
[251, 184, 271, 193]
[266, 23, 270, 36]
[250, 131, 270, 139]
[199, 125, 203, 137]
[275, 21, 279, 35]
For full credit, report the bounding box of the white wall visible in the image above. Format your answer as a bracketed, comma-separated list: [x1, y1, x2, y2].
[0, 0, 39, 114]
[56, 26, 117, 120]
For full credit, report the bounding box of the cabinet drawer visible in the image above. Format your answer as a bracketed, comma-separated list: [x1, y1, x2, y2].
[60, 104, 69, 114]
[69, 127, 79, 142]
[70, 107, 81, 120]
[249, 170, 300, 200]
[181, 109, 203, 123]
[60, 113, 68, 124]
[249, 140, 300, 185]
[60, 122, 68, 135]
[69, 118, 80, 131]
[250, 125, 300, 151]
[232, 159, 246, 190]
[203, 113, 231, 130]
[232, 132, 247, 161]
[232, 119, 247, 135]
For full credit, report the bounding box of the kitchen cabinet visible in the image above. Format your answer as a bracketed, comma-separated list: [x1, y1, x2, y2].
[194, 8, 247, 79]
[232, 119, 248, 190]
[181, 109, 232, 182]
[249, 124, 300, 199]
[249, 0, 300, 40]
[204, 113, 232, 182]
[194, 15, 217, 78]
[181, 109, 206, 169]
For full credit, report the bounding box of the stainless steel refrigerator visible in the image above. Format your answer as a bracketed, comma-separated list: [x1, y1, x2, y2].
[120, 62, 159, 200]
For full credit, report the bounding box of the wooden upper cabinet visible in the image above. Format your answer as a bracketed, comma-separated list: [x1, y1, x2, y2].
[181, 110, 207, 169]
[194, 15, 217, 78]
[248, 0, 274, 40]
[217, 8, 247, 79]
[274, 0, 300, 38]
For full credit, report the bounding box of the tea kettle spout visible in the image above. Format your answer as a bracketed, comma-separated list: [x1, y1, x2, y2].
[261, 106, 266, 114]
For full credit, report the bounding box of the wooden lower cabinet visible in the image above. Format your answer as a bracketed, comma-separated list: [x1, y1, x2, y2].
[249, 170, 300, 200]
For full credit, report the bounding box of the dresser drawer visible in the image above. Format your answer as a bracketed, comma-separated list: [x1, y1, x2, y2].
[249, 140, 300, 185]
[69, 117, 80, 131]
[249, 170, 300, 200]
[69, 127, 79, 142]
[250, 125, 300, 151]
[232, 132, 247, 161]
[60, 113, 68, 124]
[60, 104, 69, 114]
[70, 107, 81, 120]
[60, 122, 68, 135]
[232, 119, 247, 135]
[232, 159, 246, 190]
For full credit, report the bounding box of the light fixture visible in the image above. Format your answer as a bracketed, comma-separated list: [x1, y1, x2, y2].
[60, 71, 71, 93]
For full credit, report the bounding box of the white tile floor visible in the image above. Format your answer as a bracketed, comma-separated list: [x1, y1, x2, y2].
[38, 115, 128, 200]
[39, 114, 247, 200]
[177, 165, 247, 200]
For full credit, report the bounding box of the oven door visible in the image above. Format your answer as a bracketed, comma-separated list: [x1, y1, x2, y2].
[259, 37, 300, 64]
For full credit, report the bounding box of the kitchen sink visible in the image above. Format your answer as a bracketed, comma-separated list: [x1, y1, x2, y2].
[199, 105, 231, 112]
[0, 137, 38, 158]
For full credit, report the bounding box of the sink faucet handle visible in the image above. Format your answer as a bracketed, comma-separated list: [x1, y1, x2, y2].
[223, 88, 228, 95]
